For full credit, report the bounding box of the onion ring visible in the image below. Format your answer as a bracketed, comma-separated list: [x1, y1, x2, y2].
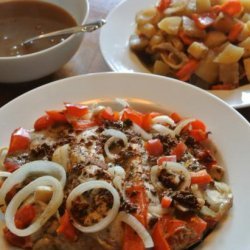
[0, 160, 66, 206]
[152, 115, 175, 127]
[152, 124, 174, 137]
[5, 176, 63, 237]
[174, 118, 195, 135]
[118, 212, 154, 249]
[132, 123, 152, 141]
[66, 180, 120, 233]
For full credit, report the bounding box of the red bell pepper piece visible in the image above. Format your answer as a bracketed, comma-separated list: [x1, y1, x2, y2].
[121, 107, 144, 127]
[156, 0, 171, 12]
[15, 204, 36, 229]
[34, 114, 53, 131]
[220, 0, 242, 16]
[8, 128, 30, 154]
[64, 103, 88, 118]
[171, 141, 187, 161]
[176, 59, 199, 82]
[191, 169, 213, 184]
[123, 185, 148, 250]
[57, 210, 77, 241]
[145, 139, 163, 156]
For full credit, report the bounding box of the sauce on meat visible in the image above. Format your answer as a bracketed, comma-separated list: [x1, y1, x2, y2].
[0, 0, 77, 57]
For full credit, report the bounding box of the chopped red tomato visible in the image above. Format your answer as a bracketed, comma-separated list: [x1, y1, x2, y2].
[123, 185, 148, 250]
[142, 112, 161, 131]
[121, 107, 144, 127]
[145, 139, 163, 156]
[220, 0, 242, 16]
[46, 110, 67, 123]
[15, 204, 36, 229]
[64, 103, 88, 118]
[57, 210, 77, 241]
[3, 227, 32, 249]
[171, 141, 187, 161]
[8, 128, 31, 154]
[34, 115, 53, 131]
[156, 0, 171, 12]
[152, 220, 171, 250]
[170, 112, 182, 123]
[4, 159, 20, 172]
[192, 13, 216, 29]
[161, 196, 172, 208]
[157, 155, 177, 165]
[191, 169, 213, 184]
[71, 120, 97, 131]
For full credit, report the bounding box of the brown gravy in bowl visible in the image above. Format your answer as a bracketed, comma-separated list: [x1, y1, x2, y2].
[0, 0, 77, 57]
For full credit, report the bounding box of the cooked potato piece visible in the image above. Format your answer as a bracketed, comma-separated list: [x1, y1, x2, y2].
[184, 0, 196, 14]
[213, 14, 235, 33]
[195, 51, 219, 83]
[153, 60, 170, 75]
[158, 16, 182, 35]
[240, 0, 250, 13]
[129, 34, 149, 51]
[149, 34, 164, 47]
[196, 0, 211, 13]
[241, 13, 250, 22]
[34, 186, 53, 203]
[239, 37, 250, 50]
[188, 42, 208, 59]
[164, 0, 187, 15]
[139, 23, 157, 38]
[182, 16, 206, 38]
[204, 31, 227, 48]
[219, 63, 239, 84]
[214, 44, 244, 64]
[136, 8, 160, 26]
[238, 23, 250, 41]
[243, 58, 250, 81]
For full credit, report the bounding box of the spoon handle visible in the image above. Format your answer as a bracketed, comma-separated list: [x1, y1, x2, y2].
[24, 19, 106, 45]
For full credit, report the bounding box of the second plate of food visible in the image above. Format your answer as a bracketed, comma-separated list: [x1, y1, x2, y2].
[100, 0, 250, 108]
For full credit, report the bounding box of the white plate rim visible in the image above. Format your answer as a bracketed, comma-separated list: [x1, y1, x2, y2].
[100, 0, 250, 109]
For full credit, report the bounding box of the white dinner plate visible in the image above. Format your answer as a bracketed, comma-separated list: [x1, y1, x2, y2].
[100, 0, 250, 109]
[0, 72, 250, 250]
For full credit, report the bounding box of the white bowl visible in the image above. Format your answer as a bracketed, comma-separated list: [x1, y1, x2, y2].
[0, 0, 89, 83]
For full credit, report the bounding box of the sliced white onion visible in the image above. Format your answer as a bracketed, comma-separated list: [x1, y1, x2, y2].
[66, 180, 120, 233]
[108, 165, 126, 180]
[5, 176, 63, 237]
[0, 171, 11, 178]
[174, 118, 195, 135]
[151, 162, 191, 190]
[151, 124, 174, 137]
[103, 129, 128, 145]
[52, 144, 70, 171]
[0, 160, 66, 206]
[0, 147, 8, 170]
[115, 98, 129, 108]
[152, 115, 175, 127]
[132, 123, 152, 141]
[148, 204, 168, 218]
[103, 129, 128, 160]
[118, 212, 154, 249]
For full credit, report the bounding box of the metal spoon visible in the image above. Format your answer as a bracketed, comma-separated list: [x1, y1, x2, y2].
[22, 19, 106, 46]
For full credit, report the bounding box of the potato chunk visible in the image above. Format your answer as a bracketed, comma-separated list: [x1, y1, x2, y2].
[214, 44, 244, 64]
[243, 58, 250, 81]
[196, 0, 211, 13]
[188, 42, 208, 59]
[158, 16, 182, 35]
[219, 63, 239, 84]
[240, 0, 250, 13]
[204, 31, 227, 48]
[153, 60, 170, 75]
[195, 51, 219, 83]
